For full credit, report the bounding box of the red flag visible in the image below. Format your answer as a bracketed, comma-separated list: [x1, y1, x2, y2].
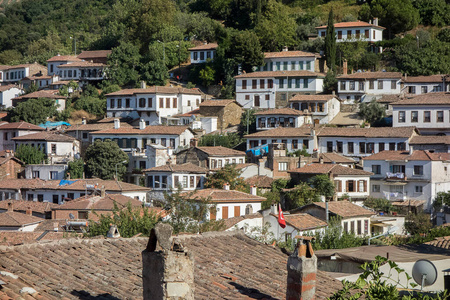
[278, 204, 286, 228]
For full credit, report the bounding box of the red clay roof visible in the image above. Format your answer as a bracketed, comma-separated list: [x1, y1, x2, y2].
[403, 75, 446, 83]
[289, 94, 337, 102]
[58, 61, 106, 68]
[235, 70, 325, 78]
[425, 236, 450, 250]
[77, 50, 112, 59]
[188, 43, 218, 51]
[282, 213, 328, 231]
[184, 188, 266, 203]
[143, 163, 208, 173]
[391, 92, 450, 106]
[316, 20, 385, 30]
[410, 135, 450, 145]
[53, 194, 143, 211]
[199, 99, 238, 107]
[245, 175, 274, 188]
[91, 125, 190, 136]
[0, 211, 43, 227]
[106, 86, 202, 96]
[289, 163, 373, 176]
[66, 121, 133, 132]
[312, 200, 375, 218]
[12, 131, 76, 142]
[47, 55, 83, 62]
[264, 50, 318, 58]
[0, 84, 20, 92]
[196, 146, 246, 157]
[0, 200, 57, 214]
[317, 126, 416, 138]
[313, 152, 356, 164]
[0, 121, 43, 131]
[254, 108, 303, 116]
[363, 150, 450, 161]
[338, 72, 402, 79]
[245, 124, 313, 138]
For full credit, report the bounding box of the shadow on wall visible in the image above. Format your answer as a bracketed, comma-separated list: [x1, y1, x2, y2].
[70, 290, 122, 300]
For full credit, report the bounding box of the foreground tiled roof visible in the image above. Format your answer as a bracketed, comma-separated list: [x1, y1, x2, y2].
[410, 135, 450, 145]
[245, 175, 274, 188]
[235, 70, 325, 78]
[0, 211, 43, 227]
[105, 86, 202, 96]
[0, 84, 19, 92]
[254, 108, 304, 116]
[12, 131, 76, 142]
[196, 146, 246, 156]
[77, 50, 112, 59]
[188, 42, 219, 50]
[264, 50, 317, 58]
[245, 124, 313, 138]
[12, 90, 66, 100]
[425, 236, 450, 250]
[91, 125, 190, 135]
[391, 92, 450, 106]
[185, 189, 266, 203]
[222, 212, 263, 229]
[392, 199, 426, 207]
[47, 55, 83, 62]
[0, 231, 67, 246]
[316, 20, 385, 29]
[317, 126, 416, 138]
[311, 200, 375, 218]
[289, 163, 373, 176]
[0, 121, 43, 131]
[289, 94, 337, 102]
[143, 163, 208, 173]
[0, 200, 57, 214]
[403, 74, 446, 83]
[313, 152, 356, 164]
[0, 231, 342, 299]
[338, 71, 402, 80]
[363, 150, 450, 161]
[199, 99, 238, 107]
[54, 194, 143, 211]
[282, 213, 328, 231]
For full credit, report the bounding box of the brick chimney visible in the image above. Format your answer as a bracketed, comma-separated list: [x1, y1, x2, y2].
[286, 236, 317, 300]
[26, 207, 32, 216]
[343, 59, 348, 75]
[223, 182, 230, 190]
[190, 138, 198, 148]
[7, 202, 13, 212]
[142, 223, 194, 300]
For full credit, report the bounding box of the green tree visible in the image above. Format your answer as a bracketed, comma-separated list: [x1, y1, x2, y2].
[198, 133, 243, 148]
[66, 158, 84, 179]
[164, 189, 224, 234]
[261, 178, 289, 209]
[358, 100, 385, 125]
[107, 41, 141, 87]
[204, 164, 249, 192]
[0, 50, 23, 64]
[311, 217, 367, 250]
[284, 182, 319, 209]
[364, 197, 394, 214]
[24, 83, 39, 95]
[324, 9, 336, 70]
[337, 41, 369, 71]
[434, 191, 450, 210]
[199, 65, 216, 86]
[309, 174, 335, 200]
[413, 0, 450, 27]
[240, 109, 257, 135]
[323, 70, 338, 93]
[85, 139, 129, 180]
[141, 60, 169, 86]
[227, 30, 264, 73]
[8, 98, 58, 125]
[15, 144, 46, 165]
[73, 96, 106, 117]
[404, 212, 432, 236]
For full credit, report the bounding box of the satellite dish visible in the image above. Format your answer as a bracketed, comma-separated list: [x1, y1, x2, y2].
[69, 213, 75, 220]
[412, 259, 438, 291]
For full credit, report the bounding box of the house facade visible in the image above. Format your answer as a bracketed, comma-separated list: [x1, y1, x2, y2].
[188, 43, 218, 64]
[289, 94, 341, 124]
[0, 122, 44, 152]
[254, 108, 309, 131]
[0, 85, 23, 109]
[46, 55, 84, 76]
[57, 61, 106, 86]
[362, 150, 450, 210]
[12, 90, 67, 111]
[176, 145, 247, 169]
[0, 63, 47, 84]
[403, 75, 448, 95]
[24, 164, 68, 180]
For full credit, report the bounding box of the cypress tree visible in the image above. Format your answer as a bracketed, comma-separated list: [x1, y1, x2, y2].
[325, 9, 336, 71]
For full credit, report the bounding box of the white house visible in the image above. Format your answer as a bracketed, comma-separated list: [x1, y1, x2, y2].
[392, 92, 450, 135]
[245, 125, 315, 154]
[362, 150, 450, 210]
[47, 55, 84, 76]
[0, 63, 47, 84]
[105, 86, 203, 125]
[235, 71, 325, 109]
[316, 19, 384, 52]
[317, 126, 418, 161]
[24, 164, 68, 180]
[176, 145, 247, 169]
[188, 43, 218, 64]
[0, 85, 23, 109]
[289, 94, 341, 124]
[0, 178, 150, 204]
[57, 61, 106, 87]
[183, 187, 265, 220]
[0, 122, 44, 152]
[11, 90, 67, 111]
[254, 108, 310, 131]
[288, 163, 373, 201]
[294, 201, 375, 236]
[337, 72, 402, 103]
[403, 75, 448, 95]
[13, 132, 80, 164]
[258, 49, 324, 73]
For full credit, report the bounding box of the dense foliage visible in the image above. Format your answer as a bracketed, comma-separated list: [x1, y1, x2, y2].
[15, 144, 46, 165]
[7, 98, 57, 125]
[84, 139, 129, 180]
[404, 212, 432, 236]
[204, 164, 249, 192]
[198, 132, 243, 148]
[358, 100, 386, 125]
[66, 158, 84, 179]
[311, 217, 367, 250]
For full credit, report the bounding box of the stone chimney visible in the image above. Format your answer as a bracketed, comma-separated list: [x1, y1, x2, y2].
[343, 59, 348, 75]
[286, 236, 317, 300]
[7, 202, 13, 212]
[114, 118, 120, 129]
[250, 185, 257, 196]
[223, 182, 230, 190]
[26, 207, 32, 216]
[82, 117, 87, 125]
[190, 138, 198, 148]
[319, 157, 324, 164]
[142, 223, 194, 300]
[139, 119, 146, 130]
[141, 81, 147, 89]
[5, 150, 11, 158]
[101, 185, 106, 198]
[107, 224, 121, 238]
[283, 46, 289, 52]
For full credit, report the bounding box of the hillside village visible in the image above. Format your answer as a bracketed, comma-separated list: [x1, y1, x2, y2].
[0, 0, 449, 299]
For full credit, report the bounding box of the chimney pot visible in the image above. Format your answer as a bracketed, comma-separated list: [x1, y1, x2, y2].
[139, 119, 146, 130]
[114, 118, 120, 129]
[26, 207, 32, 216]
[106, 224, 120, 238]
[101, 185, 106, 198]
[223, 183, 230, 190]
[141, 81, 147, 89]
[250, 185, 257, 196]
[7, 202, 13, 212]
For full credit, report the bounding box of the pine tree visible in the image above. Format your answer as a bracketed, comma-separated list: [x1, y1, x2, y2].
[325, 9, 336, 71]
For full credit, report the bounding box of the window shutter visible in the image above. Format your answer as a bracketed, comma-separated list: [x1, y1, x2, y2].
[363, 180, 367, 192]
[222, 206, 229, 219]
[346, 180, 349, 192]
[338, 180, 342, 192]
[234, 206, 240, 217]
[353, 180, 356, 192]
[210, 208, 216, 220]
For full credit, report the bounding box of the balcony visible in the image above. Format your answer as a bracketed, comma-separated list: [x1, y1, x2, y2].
[385, 172, 406, 181]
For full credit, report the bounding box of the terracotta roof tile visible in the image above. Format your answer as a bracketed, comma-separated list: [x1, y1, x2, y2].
[0, 85, 19, 93]
[317, 126, 416, 138]
[0, 200, 57, 214]
[312, 200, 375, 218]
[0, 211, 43, 227]
[0, 122, 43, 131]
[222, 212, 262, 229]
[245, 175, 274, 188]
[0, 231, 67, 246]
[363, 150, 450, 161]
[199, 99, 238, 107]
[65, 121, 133, 132]
[316, 20, 385, 29]
[54, 194, 143, 211]
[188, 43, 218, 51]
[289, 94, 337, 102]
[264, 50, 318, 58]
[410, 135, 450, 145]
[338, 72, 402, 79]
[245, 124, 313, 138]
[403, 75, 446, 83]
[47, 55, 83, 62]
[196, 146, 246, 156]
[289, 163, 373, 176]
[313, 153, 356, 164]
[184, 188, 266, 203]
[12, 132, 76, 142]
[12, 90, 66, 100]
[282, 213, 328, 231]
[235, 70, 325, 78]
[172, 108, 200, 117]
[143, 163, 208, 173]
[391, 92, 450, 106]
[105, 86, 202, 96]
[57, 61, 106, 68]
[254, 108, 304, 116]
[77, 50, 112, 59]
[392, 199, 426, 207]
[376, 94, 402, 104]
[91, 125, 191, 136]
[425, 236, 450, 250]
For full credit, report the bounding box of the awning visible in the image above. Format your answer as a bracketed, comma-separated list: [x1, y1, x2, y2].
[371, 223, 390, 227]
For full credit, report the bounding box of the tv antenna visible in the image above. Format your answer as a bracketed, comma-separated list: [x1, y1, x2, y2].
[412, 259, 438, 291]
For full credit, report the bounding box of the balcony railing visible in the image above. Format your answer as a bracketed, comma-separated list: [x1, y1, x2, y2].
[386, 172, 406, 180]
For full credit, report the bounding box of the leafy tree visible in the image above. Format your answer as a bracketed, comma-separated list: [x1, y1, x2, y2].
[107, 41, 141, 87]
[73, 96, 106, 117]
[175, 12, 223, 42]
[199, 65, 216, 86]
[337, 41, 369, 72]
[100, 83, 121, 98]
[164, 189, 224, 234]
[364, 197, 394, 214]
[66, 158, 84, 179]
[261, 178, 289, 209]
[404, 212, 432, 236]
[204, 164, 249, 192]
[413, 0, 450, 27]
[24, 83, 39, 95]
[240, 109, 257, 135]
[437, 28, 450, 43]
[227, 30, 264, 73]
[284, 182, 319, 209]
[8, 98, 57, 125]
[198, 133, 243, 148]
[323, 70, 338, 93]
[88, 202, 160, 237]
[141, 60, 169, 86]
[15, 144, 46, 165]
[311, 217, 367, 250]
[324, 9, 336, 70]
[0, 50, 23, 64]
[309, 174, 335, 200]
[358, 100, 385, 125]
[85, 139, 129, 180]
[434, 191, 450, 210]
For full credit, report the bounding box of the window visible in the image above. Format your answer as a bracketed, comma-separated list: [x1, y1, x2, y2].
[347, 180, 355, 192]
[242, 80, 247, 90]
[260, 79, 265, 89]
[327, 141, 333, 153]
[391, 80, 396, 89]
[397, 142, 406, 150]
[437, 111, 444, 122]
[32, 171, 40, 179]
[372, 165, 381, 174]
[372, 185, 380, 193]
[349, 81, 355, 90]
[110, 99, 115, 108]
[424, 111, 431, 122]
[369, 80, 375, 89]
[398, 111, 406, 123]
[303, 79, 308, 88]
[355, 30, 360, 39]
[265, 94, 270, 101]
[254, 95, 260, 107]
[200, 51, 204, 61]
[358, 180, 366, 192]
[344, 221, 348, 233]
[78, 211, 88, 219]
[379, 143, 385, 152]
[166, 97, 171, 108]
[82, 132, 88, 140]
[411, 111, 418, 122]
[52, 195, 59, 204]
[359, 142, 366, 154]
[276, 62, 281, 70]
[303, 139, 309, 149]
[292, 139, 298, 149]
[279, 79, 284, 89]
[245, 95, 250, 100]
[337, 141, 343, 153]
[50, 171, 58, 180]
[170, 138, 175, 148]
[340, 81, 346, 90]
[389, 142, 396, 150]
[338, 31, 342, 39]
[359, 81, 364, 91]
[252, 80, 257, 89]
[278, 162, 288, 171]
[37, 194, 44, 202]
[193, 52, 198, 60]
[306, 61, 311, 70]
[173, 98, 177, 108]
[161, 138, 166, 147]
[159, 98, 164, 108]
[321, 31, 325, 37]
[299, 61, 304, 70]
[182, 176, 188, 188]
[365, 29, 369, 38]
[126, 98, 131, 108]
[378, 80, 383, 89]
[348, 142, 354, 154]
[415, 186, 423, 193]
[268, 79, 273, 88]
[283, 62, 288, 70]
[291, 61, 296, 70]
[421, 86, 428, 94]
[413, 165, 423, 175]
